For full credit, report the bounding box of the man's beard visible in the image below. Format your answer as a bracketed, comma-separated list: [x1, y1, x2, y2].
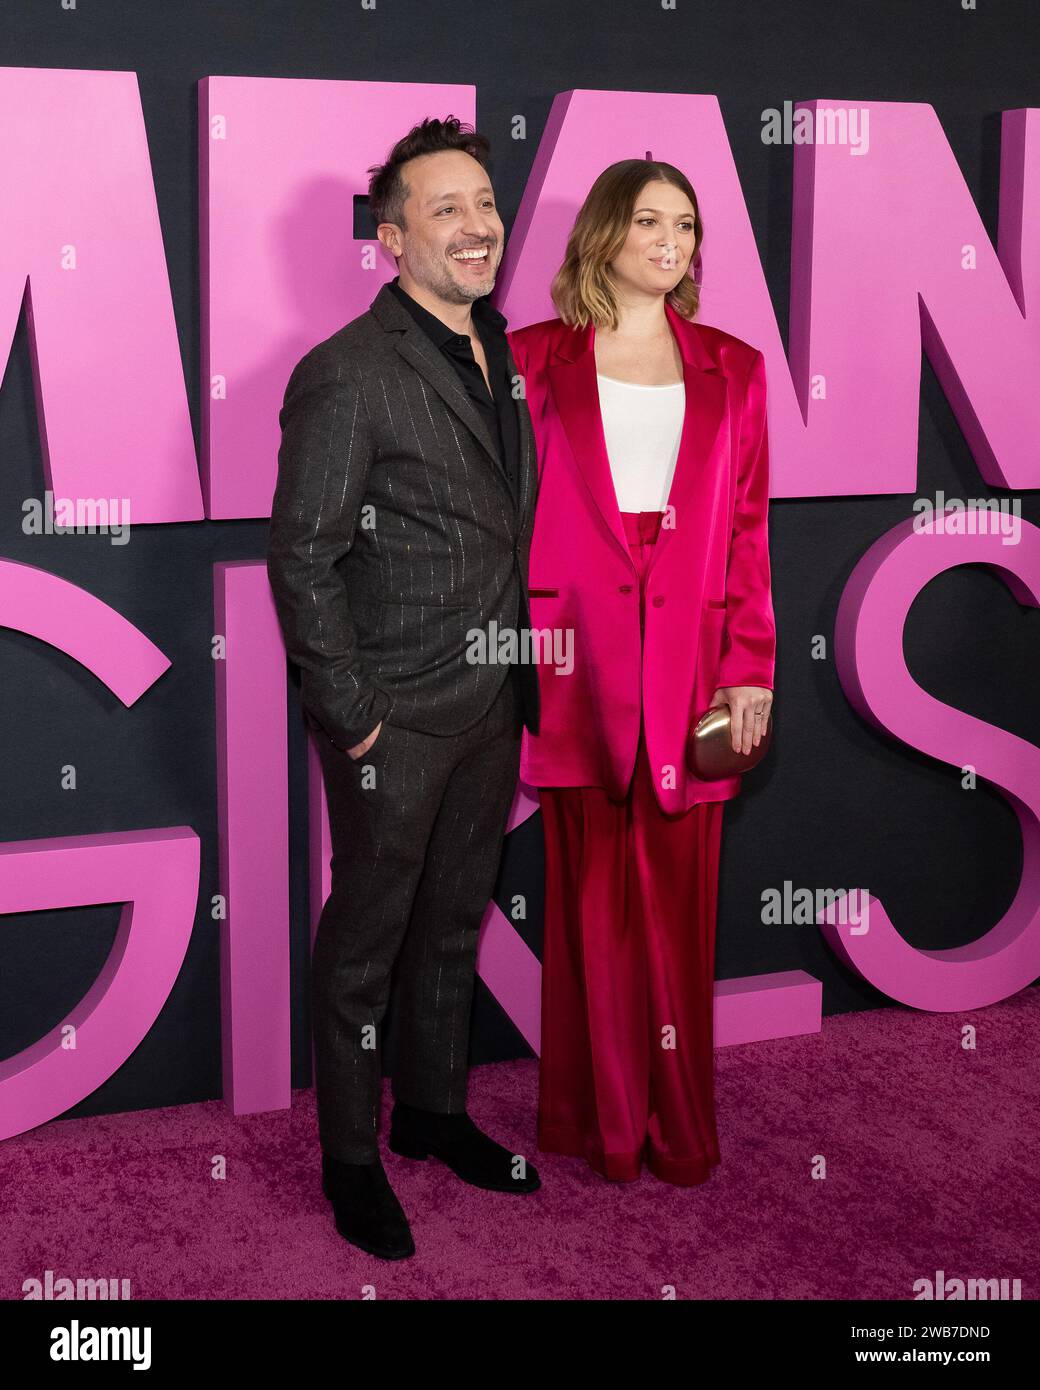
[407, 241, 501, 304]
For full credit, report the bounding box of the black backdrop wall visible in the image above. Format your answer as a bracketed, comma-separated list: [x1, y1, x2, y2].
[1, 0, 1038, 1123]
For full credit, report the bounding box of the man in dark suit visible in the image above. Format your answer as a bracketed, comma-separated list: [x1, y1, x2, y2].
[267, 117, 542, 1260]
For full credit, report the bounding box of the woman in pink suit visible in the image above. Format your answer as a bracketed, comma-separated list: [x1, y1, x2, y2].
[507, 159, 776, 1187]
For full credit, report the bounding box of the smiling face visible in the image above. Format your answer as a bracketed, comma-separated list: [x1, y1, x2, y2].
[607, 179, 699, 301]
[377, 148, 504, 306]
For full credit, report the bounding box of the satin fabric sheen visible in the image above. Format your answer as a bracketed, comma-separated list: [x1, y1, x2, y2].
[508, 304, 776, 813]
[537, 511, 725, 1186]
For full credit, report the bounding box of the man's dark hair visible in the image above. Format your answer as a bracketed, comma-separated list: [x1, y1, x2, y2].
[367, 116, 491, 230]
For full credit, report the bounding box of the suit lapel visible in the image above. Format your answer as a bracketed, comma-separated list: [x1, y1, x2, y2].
[548, 340, 632, 569]
[547, 300, 728, 575]
[506, 334, 536, 525]
[371, 283, 518, 508]
[648, 312, 728, 579]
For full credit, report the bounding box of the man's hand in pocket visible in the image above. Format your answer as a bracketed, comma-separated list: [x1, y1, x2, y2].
[347, 722, 383, 760]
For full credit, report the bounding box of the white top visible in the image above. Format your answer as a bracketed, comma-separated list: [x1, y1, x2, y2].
[596, 374, 685, 512]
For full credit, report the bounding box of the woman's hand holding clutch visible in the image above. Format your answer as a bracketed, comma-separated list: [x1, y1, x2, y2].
[686, 686, 774, 780]
[708, 686, 773, 754]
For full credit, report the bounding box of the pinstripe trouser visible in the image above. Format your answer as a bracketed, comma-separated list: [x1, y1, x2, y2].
[311, 670, 522, 1163]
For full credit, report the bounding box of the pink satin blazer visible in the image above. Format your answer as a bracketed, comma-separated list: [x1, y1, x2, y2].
[507, 301, 776, 814]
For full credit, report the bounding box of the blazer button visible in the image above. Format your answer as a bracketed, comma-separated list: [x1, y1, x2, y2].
[651, 595, 666, 607]
[619, 584, 633, 593]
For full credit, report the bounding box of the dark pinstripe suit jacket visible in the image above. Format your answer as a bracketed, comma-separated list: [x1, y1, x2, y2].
[267, 281, 541, 750]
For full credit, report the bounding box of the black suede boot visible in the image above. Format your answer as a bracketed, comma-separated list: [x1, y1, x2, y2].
[321, 1151, 415, 1260]
[388, 1101, 541, 1193]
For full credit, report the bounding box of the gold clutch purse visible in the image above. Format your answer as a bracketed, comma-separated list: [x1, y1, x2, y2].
[686, 703, 773, 780]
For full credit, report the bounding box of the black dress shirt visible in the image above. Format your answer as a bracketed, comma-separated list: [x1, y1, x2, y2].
[386, 276, 520, 505]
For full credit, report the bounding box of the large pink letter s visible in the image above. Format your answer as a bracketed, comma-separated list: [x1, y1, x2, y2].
[830, 518, 1040, 1010]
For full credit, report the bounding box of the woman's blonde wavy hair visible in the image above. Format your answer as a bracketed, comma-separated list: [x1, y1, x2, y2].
[551, 159, 703, 331]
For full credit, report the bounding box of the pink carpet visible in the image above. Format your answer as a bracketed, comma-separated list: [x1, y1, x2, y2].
[4, 987, 1038, 1300]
